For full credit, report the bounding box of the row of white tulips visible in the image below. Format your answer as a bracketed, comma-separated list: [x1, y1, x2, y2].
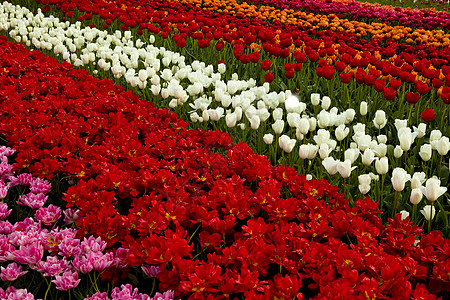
[0, 2, 448, 223]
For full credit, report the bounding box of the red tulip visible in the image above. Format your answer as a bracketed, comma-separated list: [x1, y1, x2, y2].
[420, 109, 436, 122]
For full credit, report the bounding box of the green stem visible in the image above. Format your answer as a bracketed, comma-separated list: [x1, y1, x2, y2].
[392, 191, 399, 218]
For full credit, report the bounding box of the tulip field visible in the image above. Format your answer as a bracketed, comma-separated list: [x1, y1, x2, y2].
[0, 0, 450, 298]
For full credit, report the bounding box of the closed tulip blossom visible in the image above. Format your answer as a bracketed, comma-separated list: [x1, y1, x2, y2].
[394, 145, 403, 158]
[318, 143, 332, 159]
[391, 168, 411, 192]
[434, 136, 450, 156]
[373, 110, 387, 129]
[420, 205, 437, 221]
[361, 148, 376, 166]
[410, 188, 423, 205]
[358, 174, 371, 194]
[398, 127, 417, 151]
[399, 210, 410, 221]
[375, 157, 389, 175]
[344, 148, 360, 164]
[263, 134, 274, 145]
[420, 177, 447, 202]
[272, 120, 285, 135]
[360, 101, 368, 116]
[419, 144, 433, 161]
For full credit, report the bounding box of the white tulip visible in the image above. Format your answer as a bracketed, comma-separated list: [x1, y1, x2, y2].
[318, 143, 332, 159]
[410, 188, 423, 205]
[279, 135, 296, 153]
[358, 174, 371, 187]
[345, 109, 356, 123]
[344, 148, 360, 164]
[296, 118, 310, 135]
[360, 101, 368, 116]
[337, 159, 357, 178]
[272, 120, 285, 135]
[308, 117, 317, 132]
[377, 135, 387, 144]
[375, 157, 389, 175]
[322, 157, 339, 175]
[299, 144, 318, 160]
[310, 93, 321, 106]
[411, 172, 426, 189]
[413, 123, 427, 139]
[321, 96, 331, 110]
[273, 108, 283, 121]
[420, 205, 437, 221]
[391, 168, 410, 192]
[250, 115, 260, 130]
[373, 110, 387, 129]
[263, 134, 274, 145]
[373, 143, 387, 158]
[394, 119, 408, 131]
[398, 127, 417, 151]
[394, 145, 403, 158]
[286, 113, 300, 128]
[429, 130, 442, 147]
[225, 113, 237, 128]
[435, 136, 450, 156]
[335, 124, 349, 141]
[361, 148, 376, 166]
[295, 129, 304, 141]
[285, 95, 302, 113]
[317, 110, 331, 128]
[420, 177, 447, 202]
[399, 210, 410, 221]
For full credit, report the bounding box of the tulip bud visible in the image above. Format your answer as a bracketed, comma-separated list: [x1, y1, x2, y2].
[263, 134, 274, 145]
[410, 188, 423, 205]
[420, 205, 437, 221]
[361, 149, 376, 166]
[321, 96, 331, 110]
[373, 110, 387, 129]
[273, 108, 283, 121]
[435, 137, 450, 156]
[311, 93, 321, 106]
[394, 145, 403, 158]
[399, 210, 409, 221]
[418, 144, 432, 161]
[138, 69, 148, 82]
[375, 157, 389, 175]
[272, 120, 285, 135]
[226, 113, 237, 128]
[360, 101, 368, 116]
[287, 113, 300, 128]
[391, 167, 411, 192]
[218, 63, 226, 74]
[250, 115, 260, 130]
[297, 118, 310, 135]
[377, 135, 387, 144]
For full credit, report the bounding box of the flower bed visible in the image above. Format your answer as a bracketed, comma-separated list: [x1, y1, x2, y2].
[0, 25, 449, 299]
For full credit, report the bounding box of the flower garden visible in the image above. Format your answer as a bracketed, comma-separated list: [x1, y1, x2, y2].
[0, 0, 449, 298]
